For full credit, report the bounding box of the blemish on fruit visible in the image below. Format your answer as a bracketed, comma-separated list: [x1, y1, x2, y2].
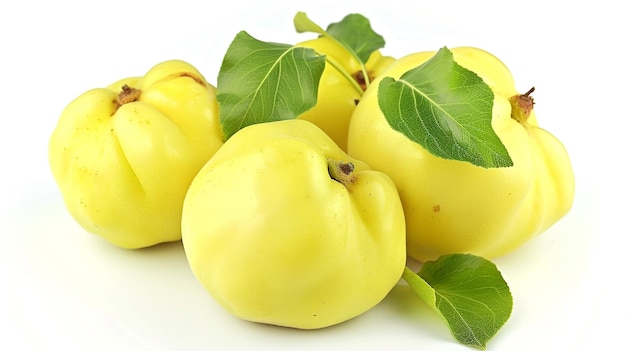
[178, 72, 207, 86]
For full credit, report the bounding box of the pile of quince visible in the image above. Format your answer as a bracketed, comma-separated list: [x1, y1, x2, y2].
[48, 11, 574, 348]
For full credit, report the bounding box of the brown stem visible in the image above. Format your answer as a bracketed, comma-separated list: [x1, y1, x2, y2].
[113, 85, 141, 113]
[522, 86, 535, 97]
[509, 86, 535, 123]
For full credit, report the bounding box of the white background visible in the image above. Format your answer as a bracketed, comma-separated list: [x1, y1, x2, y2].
[0, 0, 620, 350]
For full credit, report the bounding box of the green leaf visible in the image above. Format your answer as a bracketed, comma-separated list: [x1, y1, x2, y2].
[378, 47, 513, 168]
[294, 12, 384, 68]
[402, 254, 513, 350]
[216, 31, 326, 140]
[326, 13, 385, 64]
[293, 11, 326, 35]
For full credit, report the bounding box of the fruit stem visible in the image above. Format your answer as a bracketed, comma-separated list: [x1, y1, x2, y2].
[509, 86, 535, 124]
[324, 55, 365, 96]
[328, 159, 356, 188]
[114, 85, 141, 113]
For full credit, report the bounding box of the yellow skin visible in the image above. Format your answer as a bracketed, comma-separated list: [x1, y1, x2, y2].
[182, 119, 406, 329]
[49, 60, 223, 249]
[348, 47, 575, 262]
[295, 37, 395, 151]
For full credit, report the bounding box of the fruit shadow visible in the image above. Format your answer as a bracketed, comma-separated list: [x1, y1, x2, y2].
[382, 282, 451, 339]
[379, 258, 452, 341]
